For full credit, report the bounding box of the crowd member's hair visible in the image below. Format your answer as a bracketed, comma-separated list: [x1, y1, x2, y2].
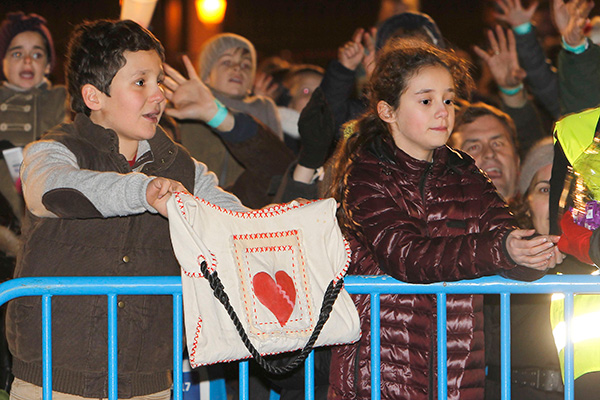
[327, 38, 473, 233]
[66, 19, 164, 116]
[451, 101, 518, 151]
[0, 12, 55, 81]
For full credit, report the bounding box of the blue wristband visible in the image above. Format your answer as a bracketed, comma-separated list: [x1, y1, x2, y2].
[207, 99, 228, 128]
[513, 22, 532, 35]
[561, 37, 589, 54]
[498, 83, 524, 96]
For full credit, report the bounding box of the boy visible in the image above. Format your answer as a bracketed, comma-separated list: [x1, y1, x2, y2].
[6, 19, 246, 400]
[0, 12, 67, 218]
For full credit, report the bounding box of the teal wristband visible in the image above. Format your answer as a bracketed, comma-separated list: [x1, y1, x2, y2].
[513, 22, 532, 35]
[561, 37, 589, 54]
[498, 83, 524, 96]
[207, 99, 228, 128]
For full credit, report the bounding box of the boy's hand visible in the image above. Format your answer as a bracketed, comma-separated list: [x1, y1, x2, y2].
[147, 177, 189, 218]
[506, 229, 562, 270]
[338, 28, 366, 71]
[163, 56, 219, 121]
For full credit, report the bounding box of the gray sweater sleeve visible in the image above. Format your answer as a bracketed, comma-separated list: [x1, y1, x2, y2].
[192, 158, 248, 212]
[21, 140, 156, 218]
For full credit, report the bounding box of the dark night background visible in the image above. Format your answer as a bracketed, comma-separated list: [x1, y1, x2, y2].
[0, 0, 558, 85]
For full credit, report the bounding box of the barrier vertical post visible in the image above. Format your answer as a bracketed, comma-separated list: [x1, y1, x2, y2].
[500, 292, 510, 400]
[563, 294, 574, 400]
[107, 294, 118, 400]
[240, 360, 249, 400]
[305, 350, 314, 400]
[436, 293, 447, 399]
[173, 293, 183, 400]
[42, 295, 52, 400]
[370, 293, 380, 400]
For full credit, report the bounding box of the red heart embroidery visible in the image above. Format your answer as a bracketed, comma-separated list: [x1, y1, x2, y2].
[253, 271, 296, 327]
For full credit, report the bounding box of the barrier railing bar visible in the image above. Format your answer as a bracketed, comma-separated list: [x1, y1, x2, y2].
[564, 293, 574, 400]
[108, 294, 117, 400]
[370, 293, 380, 400]
[436, 293, 447, 399]
[173, 293, 183, 400]
[500, 292, 510, 400]
[305, 350, 314, 400]
[3, 275, 600, 400]
[42, 294, 52, 400]
[343, 275, 600, 294]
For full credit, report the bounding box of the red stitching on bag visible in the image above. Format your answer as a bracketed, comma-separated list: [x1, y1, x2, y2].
[189, 315, 203, 366]
[174, 191, 318, 219]
[183, 255, 206, 278]
[333, 238, 352, 284]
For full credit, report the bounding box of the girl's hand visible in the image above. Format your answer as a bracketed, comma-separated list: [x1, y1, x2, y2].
[506, 229, 560, 270]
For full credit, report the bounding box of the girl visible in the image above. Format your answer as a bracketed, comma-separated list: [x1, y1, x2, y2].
[326, 39, 561, 400]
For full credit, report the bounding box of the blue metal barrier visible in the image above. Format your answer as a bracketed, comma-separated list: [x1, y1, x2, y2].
[1, 274, 599, 400]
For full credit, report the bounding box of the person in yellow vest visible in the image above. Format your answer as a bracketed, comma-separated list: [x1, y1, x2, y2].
[549, 106, 600, 399]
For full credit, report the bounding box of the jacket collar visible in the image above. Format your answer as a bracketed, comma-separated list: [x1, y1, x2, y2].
[72, 113, 179, 172]
[368, 134, 469, 175]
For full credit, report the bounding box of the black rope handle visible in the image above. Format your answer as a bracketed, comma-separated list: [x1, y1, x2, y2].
[199, 261, 344, 375]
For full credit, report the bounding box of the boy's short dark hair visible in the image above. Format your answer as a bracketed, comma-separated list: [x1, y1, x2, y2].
[66, 19, 165, 116]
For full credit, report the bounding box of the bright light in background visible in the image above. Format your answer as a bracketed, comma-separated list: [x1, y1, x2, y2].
[195, 0, 227, 25]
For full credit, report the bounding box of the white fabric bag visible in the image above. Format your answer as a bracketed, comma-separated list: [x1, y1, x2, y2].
[167, 192, 360, 370]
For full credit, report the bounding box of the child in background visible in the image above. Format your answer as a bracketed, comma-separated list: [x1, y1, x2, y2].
[0, 12, 67, 219]
[326, 39, 562, 400]
[6, 19, 246, 400]
[178, 33, 283, 190]
[277, 64, 324, 153]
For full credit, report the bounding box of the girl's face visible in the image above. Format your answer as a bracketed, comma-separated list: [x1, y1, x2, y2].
[205, 47, 253, 97]
[2, 31, 50, 90]
[380, 65, 455, 162]
[526, 163, 552, 235]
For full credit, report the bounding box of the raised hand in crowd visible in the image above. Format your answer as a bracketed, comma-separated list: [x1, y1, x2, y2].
[253, 72, 280, 99]
[505, 229, 563, 270]
[474, 25, 527, 107]
[493, 0, 538, 28]
[553, 0, 595, 47]
[338, 28, 367, 71]
[361, 27, 377, 79]
[162, 55, 234, 131]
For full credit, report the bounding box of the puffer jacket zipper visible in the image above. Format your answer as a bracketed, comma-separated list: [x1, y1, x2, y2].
[419, 163, 433, 199]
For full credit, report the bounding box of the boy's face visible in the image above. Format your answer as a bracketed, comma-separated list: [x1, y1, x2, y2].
[2, 31, 50, 90]
[205, 47, 253, 97]
[89, 50, 165, 157]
